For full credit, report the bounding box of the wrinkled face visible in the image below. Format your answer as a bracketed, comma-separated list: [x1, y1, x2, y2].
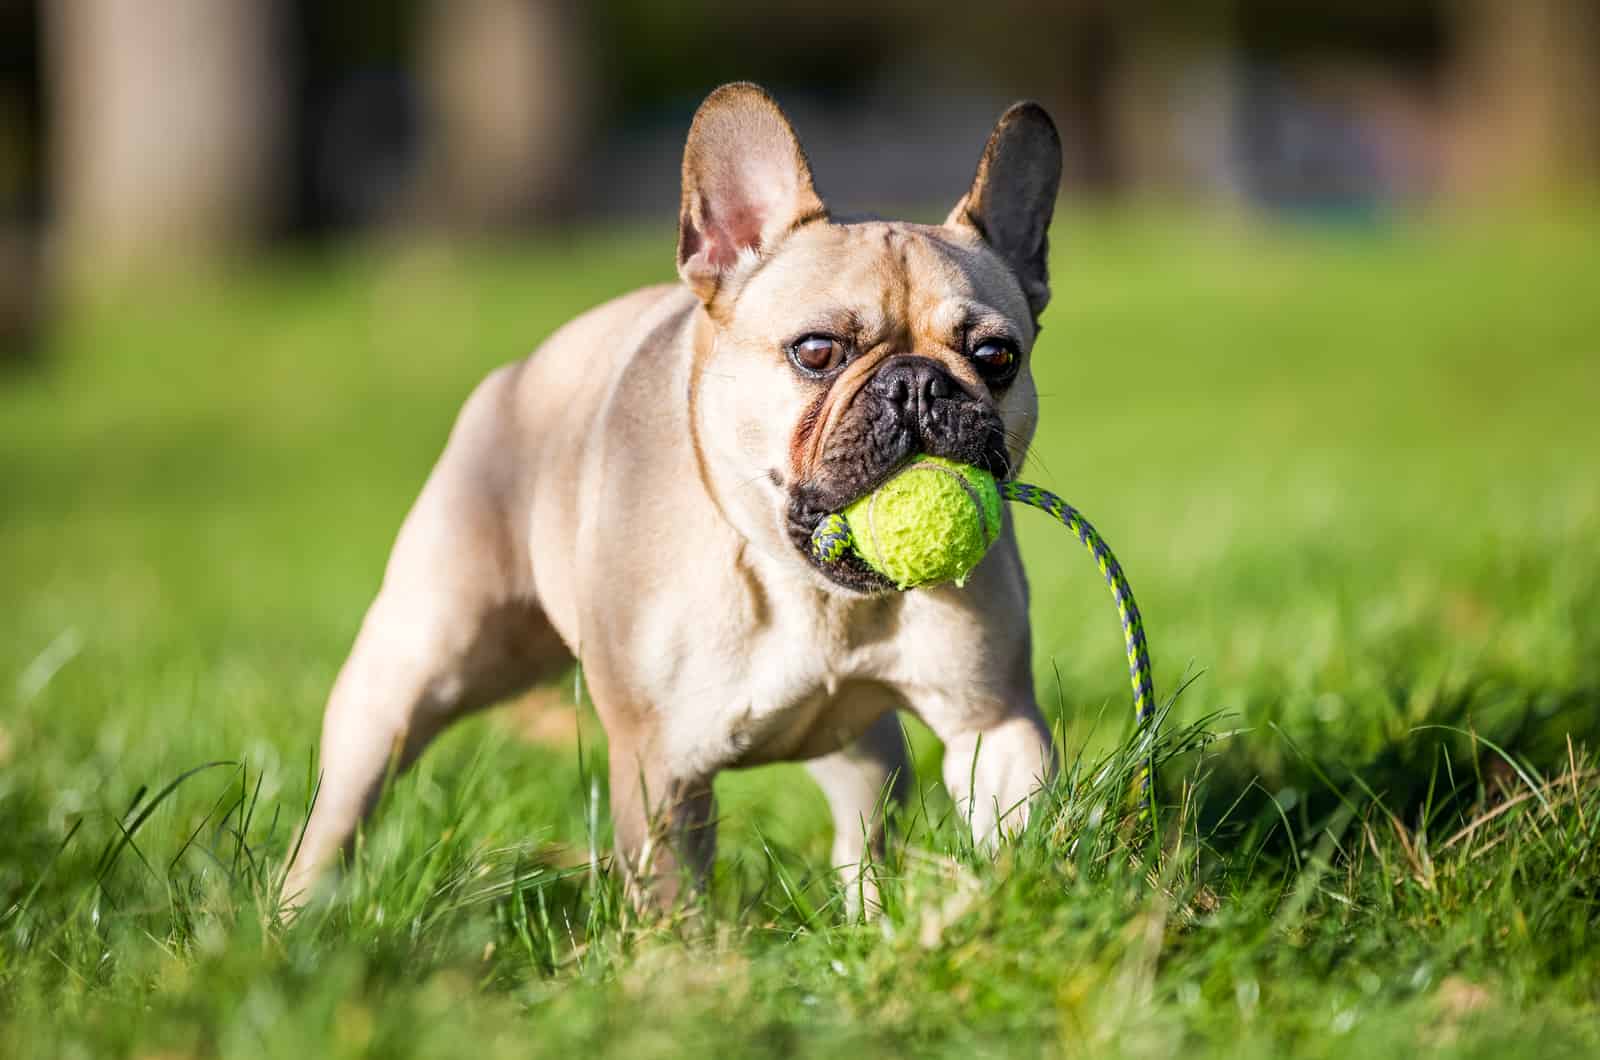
[692, 220, 1041, 592]
[677, 85, 1061, 593]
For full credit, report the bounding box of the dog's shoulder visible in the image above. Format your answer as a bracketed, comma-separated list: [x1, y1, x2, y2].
[532, 283, 691, 372]
[498, 281, 694, 431]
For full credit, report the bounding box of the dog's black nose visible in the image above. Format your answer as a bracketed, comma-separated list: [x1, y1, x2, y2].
[871, 357, 957, 413]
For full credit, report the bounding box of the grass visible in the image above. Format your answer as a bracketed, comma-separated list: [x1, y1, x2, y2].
[2, 208, 1598, 1057]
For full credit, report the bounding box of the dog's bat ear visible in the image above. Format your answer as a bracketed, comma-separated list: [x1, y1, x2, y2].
[677, 83, 828, 304]
[946, 102, 1062, 319]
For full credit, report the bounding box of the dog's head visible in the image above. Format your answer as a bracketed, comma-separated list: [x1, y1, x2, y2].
[680, 84, 1061, 593]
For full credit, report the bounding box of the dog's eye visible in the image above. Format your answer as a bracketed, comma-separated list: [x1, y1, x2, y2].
[788, 334, 846, 375]
[970, 338, 1019, 383]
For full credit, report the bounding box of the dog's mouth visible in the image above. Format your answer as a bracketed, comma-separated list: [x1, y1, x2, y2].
[785, 474, 898, 594]
[785, 440, 1011, 594]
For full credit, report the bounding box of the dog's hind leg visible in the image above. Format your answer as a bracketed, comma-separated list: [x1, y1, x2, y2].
[281, 582, 565, 912]
[282, 372, 571, 912]
[805, 708, 912, 917]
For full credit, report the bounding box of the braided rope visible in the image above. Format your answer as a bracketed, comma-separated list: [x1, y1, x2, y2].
[1000, 481, 1156, 821]
[808, 480, 1157, 822]
[810, 512, 853, 565]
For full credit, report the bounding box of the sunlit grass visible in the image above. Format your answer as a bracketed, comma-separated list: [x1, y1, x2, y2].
[2, 209, 1598, 1056]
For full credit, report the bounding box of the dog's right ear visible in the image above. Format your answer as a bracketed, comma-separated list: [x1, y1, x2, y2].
[677, 83, 828, 305]
[946, 102, 1062, 320]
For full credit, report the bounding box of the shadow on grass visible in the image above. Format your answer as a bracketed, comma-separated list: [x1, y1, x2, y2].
[1187, 676, 1600, 871]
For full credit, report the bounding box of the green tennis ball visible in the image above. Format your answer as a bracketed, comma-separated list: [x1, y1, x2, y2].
[843, 456, 1003, 589]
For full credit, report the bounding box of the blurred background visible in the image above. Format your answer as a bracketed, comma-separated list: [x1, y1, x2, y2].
[2, 0, 1598, 340]
[2, 1, 1598, 859]
[3, 9, 1600, 1052]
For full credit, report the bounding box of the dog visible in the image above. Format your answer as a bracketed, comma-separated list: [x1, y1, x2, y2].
[282, 83, 1063, 911]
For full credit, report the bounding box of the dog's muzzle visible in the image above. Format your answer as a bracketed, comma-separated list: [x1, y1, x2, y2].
[786, 355, 1011, 592]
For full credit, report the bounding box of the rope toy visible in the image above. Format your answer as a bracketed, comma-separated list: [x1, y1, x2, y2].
[810, 459, 1157, 819]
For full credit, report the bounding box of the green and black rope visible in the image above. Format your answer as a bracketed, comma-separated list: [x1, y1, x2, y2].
[1001, 481, 1156, 818]
[810, 512, 854, 567]
[810, 479, 1157, 821]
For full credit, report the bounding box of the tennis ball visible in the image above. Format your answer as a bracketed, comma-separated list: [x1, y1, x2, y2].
[843, 456, 1002, 589]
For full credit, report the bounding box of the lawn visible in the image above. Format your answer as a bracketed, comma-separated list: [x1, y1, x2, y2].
[2, 209, 1598, 1057]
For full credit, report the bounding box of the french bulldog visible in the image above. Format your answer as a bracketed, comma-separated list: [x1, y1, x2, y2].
[282, 82, 1063, 911]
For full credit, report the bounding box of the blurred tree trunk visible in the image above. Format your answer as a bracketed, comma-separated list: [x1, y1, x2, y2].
[418, 0, 592, 230]
[1058, 7, 1123, 196]
[1108, 17, 1237, 202]
[1, 0, 44, 366]
[1445, 0, 1600, 201]
[44, 0, 288, 284]
[0, 227, 40, 367]
[1009, 1, 1237, 202]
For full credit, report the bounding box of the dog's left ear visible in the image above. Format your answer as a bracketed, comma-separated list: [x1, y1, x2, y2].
[677, 83, 828, 304]
[946, 103, 1062, 319]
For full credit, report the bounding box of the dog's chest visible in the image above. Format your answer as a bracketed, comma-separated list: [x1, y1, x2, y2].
[651, 587, 908, 774]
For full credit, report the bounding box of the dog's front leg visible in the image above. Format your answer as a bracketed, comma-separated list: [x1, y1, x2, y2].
[926, 703, 1053, 848]
[805, 708, 912, 917]
[605, 727, 717, 911]
[281, 577, 563, 911]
